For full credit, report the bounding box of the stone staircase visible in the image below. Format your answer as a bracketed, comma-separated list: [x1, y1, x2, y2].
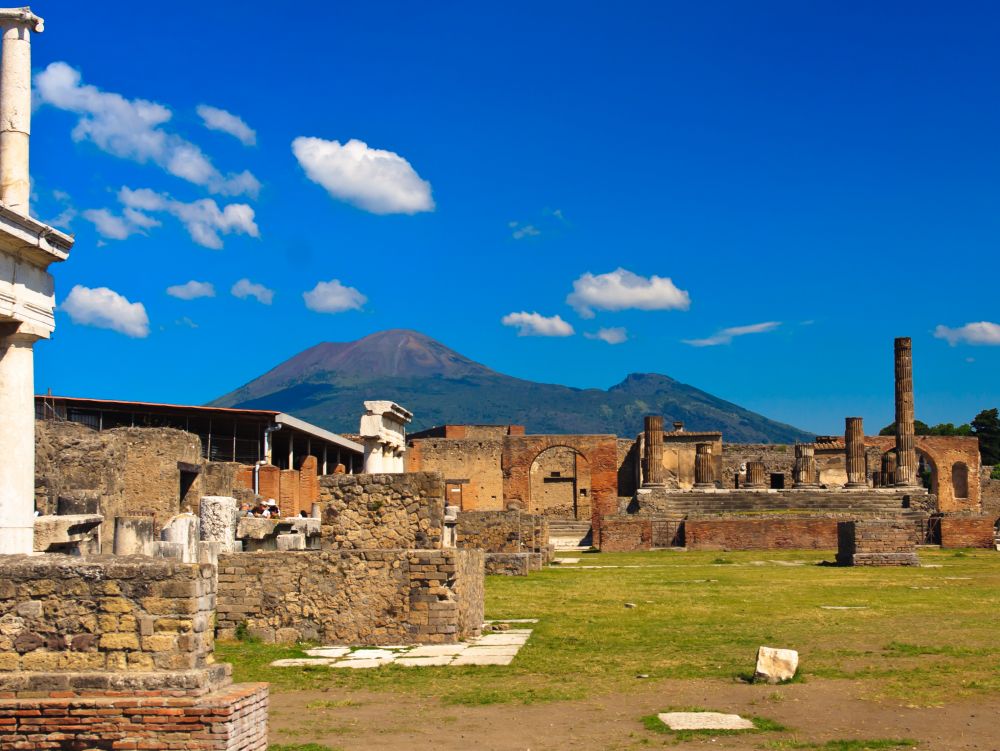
[548, 519, 593, 550]
[637, 489, 914, 517]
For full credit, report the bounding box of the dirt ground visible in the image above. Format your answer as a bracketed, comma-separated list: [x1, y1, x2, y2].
[268, 677, 1000, 750]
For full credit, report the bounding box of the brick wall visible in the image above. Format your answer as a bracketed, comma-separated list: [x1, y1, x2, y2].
[406, 437, 505, 510]
[599, 518, 651, 552]
[939, 516, 996, 548]
[0, 682, 268, 751]
[686, 518, 839, 550]
[318, 472, 445, 549]
[837, 520, 919, 566]
[215, 549, 484, 645]
[0, 555, 215, 681]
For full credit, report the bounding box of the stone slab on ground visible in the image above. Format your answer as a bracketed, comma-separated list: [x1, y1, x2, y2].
[333, 658, 392, 669]
[272, 658, 335, 667]
[304, 647, 350, 658]
[658, 712, 755, 731]
[395, 656, 455, 667]
[406, 644, 468, 657]
[553, 557, 580, 564]
[452, 654, 514, 666]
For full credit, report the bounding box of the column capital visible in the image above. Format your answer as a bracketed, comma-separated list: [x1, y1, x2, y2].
[0, 8, 44, 33]
[0, 321, 42, 345]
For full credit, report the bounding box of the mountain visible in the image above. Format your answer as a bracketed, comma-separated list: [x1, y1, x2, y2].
[210, 329, 812, 443]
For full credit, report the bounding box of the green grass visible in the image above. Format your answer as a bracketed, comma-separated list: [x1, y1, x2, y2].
[763, 740, 918, 750]
[216, 548, 1000, 706]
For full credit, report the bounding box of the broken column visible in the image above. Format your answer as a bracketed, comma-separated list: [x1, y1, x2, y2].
[792, 445, 818, 488]
[360, 400, 413, 473]
[744, 461, 767, 489]
[199, 495, 238, 553]
[112, 516, 154, 555]
[643, 415, 665, 487]
[880, 451, 897, 488]
[159, 513, 200, 563]
[0, 8, 72, 555]
[894, 337, 918, 486]
[844, 416, 867, 488]
[694, 442, 715, 488]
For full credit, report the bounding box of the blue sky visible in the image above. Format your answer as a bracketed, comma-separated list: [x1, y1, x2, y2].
[29, 0, 1000, 435]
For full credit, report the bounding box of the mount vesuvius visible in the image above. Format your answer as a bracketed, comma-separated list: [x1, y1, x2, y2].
[210, 329, 811, 443]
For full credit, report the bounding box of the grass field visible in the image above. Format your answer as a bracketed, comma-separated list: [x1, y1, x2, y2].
[217, 548, 1000, 708]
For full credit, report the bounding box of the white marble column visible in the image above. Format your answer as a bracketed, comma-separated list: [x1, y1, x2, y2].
[0, 9, 41, 215]
[0, 330, 38, 553]
[363, 439, 384, 473]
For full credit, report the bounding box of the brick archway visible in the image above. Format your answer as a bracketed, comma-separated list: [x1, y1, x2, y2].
[502, 435, 618, 541]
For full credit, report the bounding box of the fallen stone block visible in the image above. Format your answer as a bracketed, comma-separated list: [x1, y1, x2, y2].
[754, 646, 799, 684]
[658, 712, 754, 731]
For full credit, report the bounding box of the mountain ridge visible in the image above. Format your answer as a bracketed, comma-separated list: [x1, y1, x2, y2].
[210, 329, 812, 443]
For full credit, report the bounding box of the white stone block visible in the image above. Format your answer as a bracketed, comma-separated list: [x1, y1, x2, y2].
[658, 712, 754, 731]
[754, 646, 799, 684]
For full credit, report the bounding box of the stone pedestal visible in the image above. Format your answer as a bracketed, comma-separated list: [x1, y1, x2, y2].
[744, 461, 767, 489]
[845, 416, 867, 488]
[643, 415, 665, 487]
[112, 516, 154, 555]
[199, 495, 238, 553]
[161, 513, 200, 563]
[693, 442, 714, 488]
[894, 337, 918, 486]
[792, 444, 818, 488]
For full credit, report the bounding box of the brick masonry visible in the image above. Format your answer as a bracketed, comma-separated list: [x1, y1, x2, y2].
[0, 681, 268, 751]
[837, 520, 919, 566]
[215, 549, 484, 645]
[686, 517, 840, 551]
[939, 516, 996, 548]
[318, 472, 445, 550]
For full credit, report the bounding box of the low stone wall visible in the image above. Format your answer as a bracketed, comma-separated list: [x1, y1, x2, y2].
[215, 548, 484, 645]
[686, 517, 839, 551]
[484, 552, 544, 576]
[939, 516, 996, 548]
[0, 555, 215, 682]
[599, 518, 652, 552]
[0, 682, 268, 751]
[837, 520, 919, 566]
[457, 510, 521, 552]
[318, 472, 445, 550]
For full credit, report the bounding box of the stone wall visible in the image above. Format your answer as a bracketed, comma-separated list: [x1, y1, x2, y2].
[939, 516, 996, 548]
[686, 517, 840, 551]
[406, 437, 505, 510]
[34, 421, 239, 553]
[722, 444, 796, 488]
[0, 555, 216, 683]
[0, 682, 268, 751]
[456, 510, 522, 552]
[598, 517, 650, 552]
[980, 466, 1000, 518]
[215, 549, 484, 645]
[318, 472, 445, 549]
[836, 520, 919, 566]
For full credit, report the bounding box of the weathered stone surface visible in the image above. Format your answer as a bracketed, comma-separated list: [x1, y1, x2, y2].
[658, 712, 755, 731]
[754, 646, 799, 683]
[199, 495, 239, 551]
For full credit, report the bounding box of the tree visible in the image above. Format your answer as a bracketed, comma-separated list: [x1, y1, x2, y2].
[878, 420, 972, 437]
[971, 408, 1000, 466]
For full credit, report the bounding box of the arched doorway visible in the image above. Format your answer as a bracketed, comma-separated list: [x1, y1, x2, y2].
[529, 446, 592, 520]
[952, 462, 969, 499]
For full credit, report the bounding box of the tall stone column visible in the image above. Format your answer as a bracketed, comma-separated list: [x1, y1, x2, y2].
[694, 442, 714, 488]
[880, 451, 897, 489]
[744, 461, 767, 489]
[0, 9, 40, 215]
[844, 417, 867, 488]
[793, 444, 818, 488]
[894, 337, 918, 486]
[643, 415, 664, 487]
[0, 330, 38, 554]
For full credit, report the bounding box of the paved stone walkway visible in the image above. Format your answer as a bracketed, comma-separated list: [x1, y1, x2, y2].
[270, 620, 537, 669]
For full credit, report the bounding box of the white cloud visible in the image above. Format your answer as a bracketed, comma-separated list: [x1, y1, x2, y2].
[231, 278, 274, 305]
[585, 327, 628, 345]
[510, 221, 540, 240]
[934, 321, 1000, 346]
[196, 104, 256, 146]
[166, 280, 215, 300]
[567, 268, 690, 318]
[119, 187, 258, 249]
[82, 208, 140, 240]
[291, 136, 434, 214]
[501, 311, 575, 337]
[303, 279, 367, 313]
[35, 62, 260, 197]
[683, 321, 781, 347]
[61, 285, 149, 338]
